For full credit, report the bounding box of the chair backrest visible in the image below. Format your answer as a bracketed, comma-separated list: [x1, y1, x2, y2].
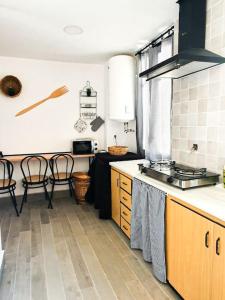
[49, 153, 74, 180]
[0, 158, 14, 188]
[20, 155, 48, 183]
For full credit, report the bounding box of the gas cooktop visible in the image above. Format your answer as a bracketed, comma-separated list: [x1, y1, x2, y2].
[138, 160, 220, 190]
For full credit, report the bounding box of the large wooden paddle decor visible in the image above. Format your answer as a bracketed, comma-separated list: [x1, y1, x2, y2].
[15, 85, 69, 117]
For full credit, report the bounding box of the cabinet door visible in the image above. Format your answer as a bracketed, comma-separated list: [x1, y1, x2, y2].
[111, 169, 120, 226]
[167, 199, 213, 300]
[211, 224, 225, 300]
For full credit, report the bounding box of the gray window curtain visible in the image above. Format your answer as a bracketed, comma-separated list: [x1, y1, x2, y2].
[135, 55, 145, 157]
[136, 36, 173, 160]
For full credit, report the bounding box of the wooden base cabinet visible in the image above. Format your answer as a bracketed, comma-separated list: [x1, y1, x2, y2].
[111, 169, 120, 226]
[111, 168, 132, 239]
[211, 224, 225, 300]
[167, 196, 225, 300]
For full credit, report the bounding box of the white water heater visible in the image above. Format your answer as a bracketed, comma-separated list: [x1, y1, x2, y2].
[108, 55, 135, 122]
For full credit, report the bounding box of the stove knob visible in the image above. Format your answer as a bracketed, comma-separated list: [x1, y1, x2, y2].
[167, 176, 174, 183]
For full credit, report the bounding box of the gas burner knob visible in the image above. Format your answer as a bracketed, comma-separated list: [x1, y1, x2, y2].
[167, 176, 174, 183]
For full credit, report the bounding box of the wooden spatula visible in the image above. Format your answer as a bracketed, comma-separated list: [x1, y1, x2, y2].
[15, 85, 69, 117]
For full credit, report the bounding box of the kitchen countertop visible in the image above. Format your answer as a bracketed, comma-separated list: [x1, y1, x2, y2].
[110, 159, 225, 223]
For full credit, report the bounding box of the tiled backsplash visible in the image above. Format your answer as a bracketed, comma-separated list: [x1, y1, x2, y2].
[172, 0, 225, 175]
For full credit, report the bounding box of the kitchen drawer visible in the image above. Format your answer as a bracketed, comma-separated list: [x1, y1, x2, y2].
[121, 217, 131, 238]
[120, 189, 132, 209]
[120, 203, 131, 224]
[120, 174, 132, 194]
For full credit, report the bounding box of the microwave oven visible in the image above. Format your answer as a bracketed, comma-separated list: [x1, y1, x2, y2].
[72, 139, 98, 155]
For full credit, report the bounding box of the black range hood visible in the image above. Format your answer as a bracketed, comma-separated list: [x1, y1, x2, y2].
[139, 0, 225, 80]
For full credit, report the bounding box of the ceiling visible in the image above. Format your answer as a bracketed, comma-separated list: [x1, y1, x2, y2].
[0, 0, 178, 64]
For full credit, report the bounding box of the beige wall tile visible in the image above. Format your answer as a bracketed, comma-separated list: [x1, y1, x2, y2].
[172, 127, 180, 139]
[219, 111, 225, 125]
[207, 127, 219, 141]
[171, 0, 225, 173]
[198, 99, 208, 112]
[207, 111, 220, 126]
[197, 141, 207, 154]
[180, 127, 188, 139]
[211, 1, 224, 19]
[180, 77, 189, 89]
[198, 113, 208, 126]
[187, 113, 198, 126]
[218, 126, 225, 140]
[196, 154, 206, 168]
[198, 85, 209, 99]
[189, 74, 199, 88]
[189, 101, 198, 113]
[209, 82, 221, 97]
[180, 102, 189, 114]
[173, 91, 180, 103]
[189, 87, 198, 100]
[180, 89, 189, 101]
[207, 98, 220, 111]
[207, 141, 218, 155]
[218, 142, 225, 157]
[211, 19, 223, 39]
[220, 96, 225, 109]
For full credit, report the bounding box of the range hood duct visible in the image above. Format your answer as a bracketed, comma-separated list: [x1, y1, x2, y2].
[139, 0, 225, 80]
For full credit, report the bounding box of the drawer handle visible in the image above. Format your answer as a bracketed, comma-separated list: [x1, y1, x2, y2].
[216, 238, 220, 255]
[122, 182, 128, 186]
[122, 225, 128, 231]
[122, 211, 128, 216]
[205, 231, 209, 248]
[122, 196, 128, 201]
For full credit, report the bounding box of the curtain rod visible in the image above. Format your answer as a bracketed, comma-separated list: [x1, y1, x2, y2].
[135, 25, 174, 56]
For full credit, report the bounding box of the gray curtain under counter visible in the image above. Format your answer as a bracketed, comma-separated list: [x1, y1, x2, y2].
[130, 178, 167, 283]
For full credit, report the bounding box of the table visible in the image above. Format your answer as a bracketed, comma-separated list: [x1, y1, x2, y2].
[86, 152, 143, 219]
[3, 152, 95, 167]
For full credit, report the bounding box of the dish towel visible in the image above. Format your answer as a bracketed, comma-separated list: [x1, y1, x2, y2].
[131, 178, 166, 283]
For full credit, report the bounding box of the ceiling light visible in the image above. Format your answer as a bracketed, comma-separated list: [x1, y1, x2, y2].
[63, 25, 83, 35]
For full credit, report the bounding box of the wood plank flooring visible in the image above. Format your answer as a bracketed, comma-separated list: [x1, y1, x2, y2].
[0, 191, 181, 300]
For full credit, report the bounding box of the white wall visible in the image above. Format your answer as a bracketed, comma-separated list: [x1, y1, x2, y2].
[105, 119, 137, 153]
[0, 56, 105, 154]
[0, 56, 138, 197]
[0, 56, 106, 195]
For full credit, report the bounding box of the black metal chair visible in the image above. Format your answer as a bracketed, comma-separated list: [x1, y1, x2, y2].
[20, 155, 52, 213]
[49, 153, 75, 202]
[0, 158, 19, 216]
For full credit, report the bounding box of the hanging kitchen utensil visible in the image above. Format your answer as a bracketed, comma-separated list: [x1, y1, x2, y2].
[15, 85, 69, 117]
[0, 75, 22, 97]
[79, 81, 97, 120]
[74, 118, 87, 133]
[90, 116, 104, 132]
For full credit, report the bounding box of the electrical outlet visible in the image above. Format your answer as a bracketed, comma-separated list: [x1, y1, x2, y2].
[192, 144, 198, 151]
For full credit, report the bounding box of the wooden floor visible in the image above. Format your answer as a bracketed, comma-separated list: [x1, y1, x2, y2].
[0, 191, 181, 300]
